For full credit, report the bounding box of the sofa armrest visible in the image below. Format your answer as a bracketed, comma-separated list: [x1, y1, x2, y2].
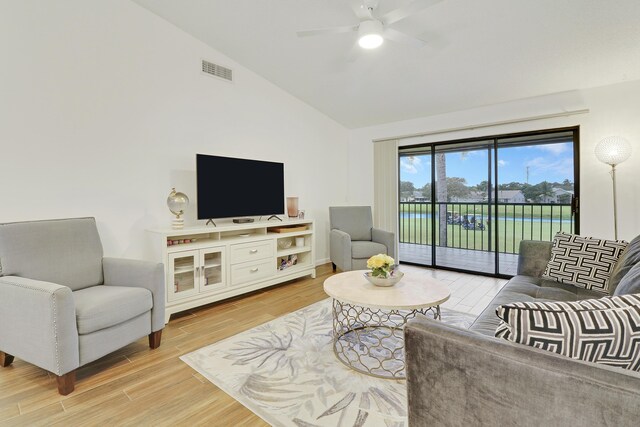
[372, 228, 395, 260]
[517, 240, 553, 277]
[102, 258, 165, 332]
[405, 317, 640, 426]
[0, 276, 79, 375]
[330, 229, 352, 271]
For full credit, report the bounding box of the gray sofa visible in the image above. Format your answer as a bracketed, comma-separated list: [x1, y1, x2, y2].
[0, 218, 165, 395]
[405, 238, 640, 426]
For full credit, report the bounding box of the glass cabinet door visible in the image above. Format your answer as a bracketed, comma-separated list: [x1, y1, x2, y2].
[168, 250, 199, 301]
[200, 248, 225, 292]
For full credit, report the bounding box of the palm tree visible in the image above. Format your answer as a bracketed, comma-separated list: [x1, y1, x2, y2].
[538, 181, 555, 203]
[436, 153, 447, 245]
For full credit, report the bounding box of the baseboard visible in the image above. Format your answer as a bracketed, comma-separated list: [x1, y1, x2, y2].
[315, 257, 330, 266]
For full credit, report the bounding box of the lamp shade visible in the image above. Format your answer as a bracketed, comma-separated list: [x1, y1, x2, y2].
[358, 20, 384, 49]
[595, 136, 632, 166]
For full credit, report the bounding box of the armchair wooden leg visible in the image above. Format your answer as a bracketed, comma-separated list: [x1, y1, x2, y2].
[56, 371, 75, 395]
[149, 330, 163, 349]
[332, 263, 336, 271]
[0, 351, 14, 367]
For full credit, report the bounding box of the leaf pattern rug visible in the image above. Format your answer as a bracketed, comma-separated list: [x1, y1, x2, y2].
[180, 298, 476, 427]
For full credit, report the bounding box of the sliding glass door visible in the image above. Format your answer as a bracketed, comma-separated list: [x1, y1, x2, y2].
[494, 131, 577, 275]
[399, 127, 579, 277]
[433, 141, 495, 274]
[399, 152, 434, 265]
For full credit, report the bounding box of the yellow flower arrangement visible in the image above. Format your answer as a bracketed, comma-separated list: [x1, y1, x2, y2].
[367, 253, 395, 278]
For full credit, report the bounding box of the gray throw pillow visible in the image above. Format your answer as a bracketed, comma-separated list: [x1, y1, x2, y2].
[610, 234, 640, 294]
[614, 262, 640, 295]
[542, 232, 628, 294]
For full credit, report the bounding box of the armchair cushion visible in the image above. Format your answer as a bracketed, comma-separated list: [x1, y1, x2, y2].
[73, 285, 152, 334]
[351, 241, 388, 259]
[0, 217, 103, 291]
[329, 206, 373, 241]
[78, 311, 150, 366]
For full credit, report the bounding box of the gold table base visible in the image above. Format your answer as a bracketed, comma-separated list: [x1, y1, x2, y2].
[331, 299, 441, 379]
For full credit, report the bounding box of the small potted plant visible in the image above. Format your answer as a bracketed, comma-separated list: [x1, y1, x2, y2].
[364, 254, 403, 286]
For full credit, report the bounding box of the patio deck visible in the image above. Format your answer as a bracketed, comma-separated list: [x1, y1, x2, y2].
[399, 242, 519, 276]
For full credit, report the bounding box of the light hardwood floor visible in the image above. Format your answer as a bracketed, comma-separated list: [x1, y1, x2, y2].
[0, 263, 506, 426]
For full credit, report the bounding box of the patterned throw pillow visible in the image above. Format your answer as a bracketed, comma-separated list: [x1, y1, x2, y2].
[542, 232, 628, 294]
[495, 294, 640, 371]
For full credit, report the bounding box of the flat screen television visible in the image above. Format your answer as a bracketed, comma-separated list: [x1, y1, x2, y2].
[196, 154, 285, 220]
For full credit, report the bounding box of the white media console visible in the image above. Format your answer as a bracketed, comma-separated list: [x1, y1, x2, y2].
[148, 219, 316, 323]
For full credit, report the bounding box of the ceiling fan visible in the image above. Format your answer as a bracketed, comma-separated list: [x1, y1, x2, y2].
[297, 0, 442, 49]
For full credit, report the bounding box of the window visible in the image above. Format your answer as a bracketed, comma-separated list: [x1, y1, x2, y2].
[398, 127, 579, 277]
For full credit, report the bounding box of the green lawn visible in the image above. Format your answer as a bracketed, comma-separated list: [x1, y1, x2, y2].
[400, 202, 572, 220]
[399, 203, 574, 254]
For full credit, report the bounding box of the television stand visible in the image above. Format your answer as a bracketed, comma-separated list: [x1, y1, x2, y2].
[267, 215, 283, 221]
[147, 219, 316, 323]
[205, 219, 217, 226]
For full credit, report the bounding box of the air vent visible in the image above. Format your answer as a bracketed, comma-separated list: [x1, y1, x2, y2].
[201, 59, 233, 82]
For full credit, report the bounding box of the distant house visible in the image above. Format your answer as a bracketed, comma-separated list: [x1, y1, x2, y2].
[412, 190, 429, 202]
[540, 187, 574, 203]
[554, 188, 573, 203]
[450, 191, 486, 203]
[497, 190, 525, 203]
[401, 191, 428, 202]
[468, 191, 488, 202]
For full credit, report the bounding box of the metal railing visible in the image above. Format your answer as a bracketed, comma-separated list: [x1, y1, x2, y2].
[399, 202, 574, 254]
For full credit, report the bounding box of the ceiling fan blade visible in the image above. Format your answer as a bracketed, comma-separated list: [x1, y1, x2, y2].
[297, 25, 358, 38]
[383, 28, 427, 49]
[381, 0, 442, 26]
[348, 0, 374, 20]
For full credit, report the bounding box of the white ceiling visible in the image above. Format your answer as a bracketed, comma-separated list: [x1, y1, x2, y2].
[133, 0, 640, 129]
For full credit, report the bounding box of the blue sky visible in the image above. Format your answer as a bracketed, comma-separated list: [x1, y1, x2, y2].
[400, 142, 574, 188]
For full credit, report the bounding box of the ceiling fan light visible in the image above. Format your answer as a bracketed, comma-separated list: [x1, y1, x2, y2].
[359, 34, 383, 49]
[358, 20, 384, 49]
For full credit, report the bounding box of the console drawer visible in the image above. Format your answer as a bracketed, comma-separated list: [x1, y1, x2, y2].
[229, 240, 273, 264]
[230, 259, 274, 286]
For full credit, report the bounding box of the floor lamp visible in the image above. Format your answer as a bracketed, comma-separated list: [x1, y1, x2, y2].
[594, 136, 632, 240]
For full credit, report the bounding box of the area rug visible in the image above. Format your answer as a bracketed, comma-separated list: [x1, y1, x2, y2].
[180, 298, 476, 427]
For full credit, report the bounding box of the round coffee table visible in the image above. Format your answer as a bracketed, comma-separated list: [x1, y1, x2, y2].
[323, 270, 450, 379]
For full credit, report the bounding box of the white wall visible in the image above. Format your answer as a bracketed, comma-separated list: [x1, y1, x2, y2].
[348, 80, 640, 241]
[0, 0, 349, 261]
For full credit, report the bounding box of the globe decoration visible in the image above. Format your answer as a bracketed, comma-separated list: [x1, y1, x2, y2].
[167, 188, 189, 229]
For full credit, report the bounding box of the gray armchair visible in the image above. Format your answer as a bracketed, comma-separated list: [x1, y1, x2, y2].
[0, 218, 165, 395]
[329, 206, 395, 271]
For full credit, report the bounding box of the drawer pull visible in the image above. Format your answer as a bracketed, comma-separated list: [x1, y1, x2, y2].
[250, 267, 259, 273]
[249, 249, 258, 254]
